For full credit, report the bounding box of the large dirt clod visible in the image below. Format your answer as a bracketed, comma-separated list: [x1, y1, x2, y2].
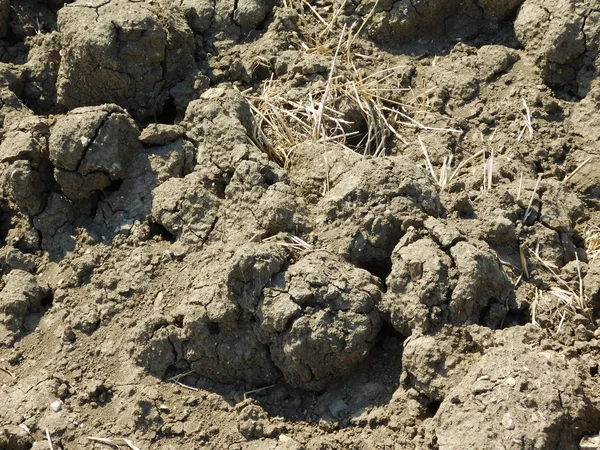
[383, 237, 452, 336]
[264, 251, 382, 391]
[315, 156, 442, 270]
[56, 0, 195, 120]
[515, 0, 600, 96]
[151, 171, 220, 246]
[449, 241, 513, 326]
[383, 236, 514, 336]
[360, 0, 524, 45]
[0, 114, 52, 216]
[0, 270, 48, 345]
[133, 245, 382, 391]
[22, 32, 61, 114]
[402, 325, 483, 402]
[49, 104, 142, 199]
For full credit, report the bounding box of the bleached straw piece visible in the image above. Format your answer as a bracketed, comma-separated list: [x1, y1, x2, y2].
[418, 136, 438, 185]
[46, 429, 54, 450]
[523, 174, 542, 223]
[563, 157, 591, 183]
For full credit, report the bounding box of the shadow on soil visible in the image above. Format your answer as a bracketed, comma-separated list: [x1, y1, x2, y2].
[171, 322, 404, 426]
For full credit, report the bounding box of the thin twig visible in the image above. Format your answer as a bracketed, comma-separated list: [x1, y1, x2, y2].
[174, 380, 199, 391]
[244, 384, 276, 400]
[315, 23, 346, 140]
[46, 429, 54, 450]
[523, 174, 542, 223]
[519, 244, 529, 279]
[87, 437, 141, 450]
[418, 136, 438, 185]
[563, 157, 591, 183]
[166, 370, 195, 382]
[0, 366, 15, 378]
[518, 98, 533, 142]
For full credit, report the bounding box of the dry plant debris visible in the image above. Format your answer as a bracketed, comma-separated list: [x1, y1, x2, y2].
[584, 223, 600, 262]
[529, 247, 592, 332]
[86, 436, 141, 450]
[244, 3, 460, 166]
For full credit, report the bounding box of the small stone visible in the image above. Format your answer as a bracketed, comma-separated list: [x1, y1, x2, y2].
[502, 412, 515, 430]
[62, 328, 76, 343]
[580, 433, 600, 449]
[170, 421, 184, 435]
[505, 377, 516, 387]
[329, 399, 348, 418]
[50, 400, 62, 412]
[139, 124, 185, 146]
[278, 433, 303, 450]
[183, 420, 201, 434]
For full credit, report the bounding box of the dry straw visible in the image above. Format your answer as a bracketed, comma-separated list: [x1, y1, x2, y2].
[529, 245, 592, 332]
[86, 436, 141, 450]
[245, 0, 460, 166]
[584, 223, 600, 262]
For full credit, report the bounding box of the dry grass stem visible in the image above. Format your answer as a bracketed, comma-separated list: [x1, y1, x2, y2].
[519, 243, 529, 279]
[166, 370, 195, 382]
[345, 0, 379, 63]
[523, 174, 542, 223]
[87, 436, 141, 450]
[482, 148, 494, 192]
[322, 153, 331, 195]
[245, 4, 459, 165]
[584, 223, 600, 262]
[174, 380, 199, 391]
[302, 0, 329, 27]
[419, 136, 485, 191]
[528, 246, 592, 328]
[264, 233, 312, 251]
[481, 131, 496, 192]
[0, 366, 15, 378]
[518, 97, 533, 142]
[243, 384, 276, 400]
[314, 23, 347, 141]
[563, 157, 591, 183]
[46, 429, 54, 450]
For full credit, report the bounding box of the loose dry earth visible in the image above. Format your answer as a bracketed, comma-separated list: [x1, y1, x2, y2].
[1, 0, 600, 449]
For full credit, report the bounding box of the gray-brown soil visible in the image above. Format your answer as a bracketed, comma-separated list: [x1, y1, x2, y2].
[1, 0, 600, 449]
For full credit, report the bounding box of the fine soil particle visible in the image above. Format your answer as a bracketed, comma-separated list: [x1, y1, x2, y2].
[1, 0, 600, 449]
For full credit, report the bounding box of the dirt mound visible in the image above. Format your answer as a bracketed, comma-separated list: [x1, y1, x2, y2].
[56, 0, 195, 120]
[133, 245, 381, 391]
[0, 0, 600, 449]
[359, 0, 524, 45]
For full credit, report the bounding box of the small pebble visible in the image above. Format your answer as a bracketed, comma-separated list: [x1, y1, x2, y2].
[502, 412, 515, 430]
[50, 400, 62, 412]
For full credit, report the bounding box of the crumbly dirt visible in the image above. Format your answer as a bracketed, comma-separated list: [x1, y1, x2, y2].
[1, 0, 600, 449]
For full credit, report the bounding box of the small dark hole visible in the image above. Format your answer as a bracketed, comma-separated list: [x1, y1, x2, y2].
[148, 221, 176, 243]
[590, 365, 598, 377]
[427, 400, 441, 417]
[173, 315, 184, 328]
[157, 97, 177, 124]
[208, 322, 220, 335]
[105, 179, 123, 193]
[358, 257, 392, 291]
[42, 290, 54, 310]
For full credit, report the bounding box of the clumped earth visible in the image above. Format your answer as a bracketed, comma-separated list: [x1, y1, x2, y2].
[0, 0, 600, 449]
